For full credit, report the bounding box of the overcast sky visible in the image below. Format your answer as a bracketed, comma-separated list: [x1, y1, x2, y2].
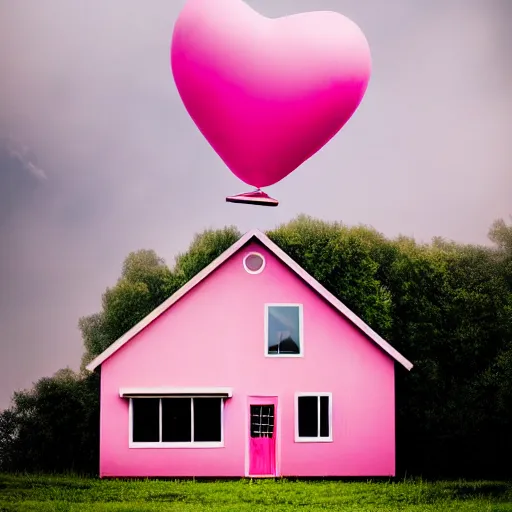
[0, 0, 510, 410]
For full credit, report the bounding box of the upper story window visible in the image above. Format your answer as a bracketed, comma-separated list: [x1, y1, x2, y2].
[265, 304, 303, 357]
[243, 252, 266, 274]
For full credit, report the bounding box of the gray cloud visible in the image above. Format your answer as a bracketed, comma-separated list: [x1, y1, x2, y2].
[0, 137, 46, 224]
[0, 0, 510, 409]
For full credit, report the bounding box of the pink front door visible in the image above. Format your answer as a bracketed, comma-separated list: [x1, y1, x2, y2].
[248, 397, 277, 476]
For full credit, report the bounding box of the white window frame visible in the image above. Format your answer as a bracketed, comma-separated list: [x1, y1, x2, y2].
[294, 392, 333, 443]
[128, 396, 225, 448]
[243, 252, 266, 275]
[264, 303, 304, 358]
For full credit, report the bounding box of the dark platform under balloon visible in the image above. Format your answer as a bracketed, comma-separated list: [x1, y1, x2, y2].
[226, 189, 278, 207]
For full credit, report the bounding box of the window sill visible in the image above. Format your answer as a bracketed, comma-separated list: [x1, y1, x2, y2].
[265, 353, 304, 358]
[129, 442, 224, 449]
[294, 437, 333, 443]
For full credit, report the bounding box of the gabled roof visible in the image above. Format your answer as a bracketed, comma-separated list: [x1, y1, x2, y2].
[86, 229, 413, 372]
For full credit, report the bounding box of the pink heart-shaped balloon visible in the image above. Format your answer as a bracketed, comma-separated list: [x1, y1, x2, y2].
[171, 0, 371, 188]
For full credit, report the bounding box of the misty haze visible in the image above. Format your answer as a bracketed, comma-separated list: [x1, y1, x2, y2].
[0, 0, 511, 411]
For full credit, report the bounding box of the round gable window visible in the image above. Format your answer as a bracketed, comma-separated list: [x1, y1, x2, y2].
[243, 252, 266, 274]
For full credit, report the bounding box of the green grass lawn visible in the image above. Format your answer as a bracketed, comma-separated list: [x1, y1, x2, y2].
[1, 474, 512, 511]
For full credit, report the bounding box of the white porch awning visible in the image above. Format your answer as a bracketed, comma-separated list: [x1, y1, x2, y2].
[119, 387, 233, 398]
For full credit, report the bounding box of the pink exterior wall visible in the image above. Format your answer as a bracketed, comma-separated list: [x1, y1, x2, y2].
[99, 241, 395, 478]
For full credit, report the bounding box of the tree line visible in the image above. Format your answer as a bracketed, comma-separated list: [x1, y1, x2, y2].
[1, 215, 511, 478]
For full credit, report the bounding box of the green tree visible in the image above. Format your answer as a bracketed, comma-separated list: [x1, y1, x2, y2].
[488, 216, 512, 254]
[173, 226, 241, 284]
[267, 215, 393, 336]
[0, 368, 99, 473]
[79, 249, 177, 368]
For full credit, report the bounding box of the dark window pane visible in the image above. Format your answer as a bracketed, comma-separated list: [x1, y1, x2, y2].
[320, 396, 330, 437]
[250, 405, 275, 438]
[194, 398, 222, 442]
[132, 398, 159, 442]
[161, 398, 191, 442]
[298, 396, 318, 437]
[267, 306, 301, 354]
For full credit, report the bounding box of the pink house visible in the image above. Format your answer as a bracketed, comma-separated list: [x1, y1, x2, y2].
[86, 229, 413, 478]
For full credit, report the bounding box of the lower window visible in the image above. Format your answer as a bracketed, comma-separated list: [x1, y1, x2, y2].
[130, 397, 223, 447]
[295, 393, 332, 442]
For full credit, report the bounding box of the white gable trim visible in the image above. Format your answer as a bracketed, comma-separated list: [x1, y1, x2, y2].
[256, 231, 413, 371]
[85, 229, 259, 372]
[86, 229, 413, 371]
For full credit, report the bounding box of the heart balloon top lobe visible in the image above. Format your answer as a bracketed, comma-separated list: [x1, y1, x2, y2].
[171, 0, 371, 188]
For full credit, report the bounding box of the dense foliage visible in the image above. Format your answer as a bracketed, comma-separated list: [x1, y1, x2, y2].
[0, 217, 511, 477]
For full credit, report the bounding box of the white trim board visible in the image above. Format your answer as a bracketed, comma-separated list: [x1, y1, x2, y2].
[119, 387, 233, 398]
[86, 229, 413, 371]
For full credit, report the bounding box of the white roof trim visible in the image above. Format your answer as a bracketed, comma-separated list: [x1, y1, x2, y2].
[86, 228, 413, 372]
[119, 387, 233, 398]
